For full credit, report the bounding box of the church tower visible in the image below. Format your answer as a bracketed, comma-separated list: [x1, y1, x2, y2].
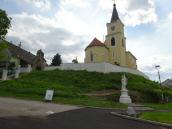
[104, 3, 126, 66]
[84, 2, 137, 69]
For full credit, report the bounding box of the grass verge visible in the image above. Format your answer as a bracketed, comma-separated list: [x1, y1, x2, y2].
[140, 112, 172, 124]
[145, 103, 172, 110]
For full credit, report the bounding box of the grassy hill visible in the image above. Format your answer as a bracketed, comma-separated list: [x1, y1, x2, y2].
[0, 69, 172, 108]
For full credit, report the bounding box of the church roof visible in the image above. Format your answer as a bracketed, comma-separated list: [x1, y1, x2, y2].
[111, 4, 119, 23]
[85, 38, 106, 50]
[126, 51, 137, 60]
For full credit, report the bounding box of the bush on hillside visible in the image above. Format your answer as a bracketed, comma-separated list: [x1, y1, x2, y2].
[51, 53, 62, 66]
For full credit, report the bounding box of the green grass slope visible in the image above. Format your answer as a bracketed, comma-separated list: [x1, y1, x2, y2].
[0, 70, 172, 107]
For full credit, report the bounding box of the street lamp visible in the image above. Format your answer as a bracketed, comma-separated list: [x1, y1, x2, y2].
[155, 65, 162, 85]
[155, 65, 164, 102]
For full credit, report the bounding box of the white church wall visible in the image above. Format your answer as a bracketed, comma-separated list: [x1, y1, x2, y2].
[83, 63, 106, 73]
[104, 63, 148, 78]
[44, 63, 148, 79]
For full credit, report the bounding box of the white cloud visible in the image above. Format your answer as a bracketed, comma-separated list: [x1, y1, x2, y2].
[24, 0, 51, 11]
[54, 8, 87, 35]
[9, 12, 56, 37]
[122, 7, 157, 26]
[98, 0, 157, 26]
[168, 12, 172, 20]
[60, 0, 91, 8]
[98, 0, 112, 11]
[52, 2, 106, 39]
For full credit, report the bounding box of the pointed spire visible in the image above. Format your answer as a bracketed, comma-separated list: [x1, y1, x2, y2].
[111, 3, 119, 23]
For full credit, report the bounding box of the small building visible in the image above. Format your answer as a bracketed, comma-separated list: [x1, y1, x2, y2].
[85, 3, 137, 69]
[0, 41, 47, 70]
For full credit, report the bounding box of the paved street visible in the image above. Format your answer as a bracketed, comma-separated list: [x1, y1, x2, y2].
[0, 106, 170, 129]
[0, 97, 170, 129]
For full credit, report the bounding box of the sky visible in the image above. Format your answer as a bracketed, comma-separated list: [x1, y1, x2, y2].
[0, 0, 172, 81]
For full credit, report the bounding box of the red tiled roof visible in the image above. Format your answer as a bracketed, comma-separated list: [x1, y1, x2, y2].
[85, 38, 106, 50]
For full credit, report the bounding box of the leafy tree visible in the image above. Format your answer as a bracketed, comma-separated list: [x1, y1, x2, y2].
[51, 53, 62, 66]
[0, 9, 11, 59]
[0, 41, 8, 59]
[0, 9, 11, 40]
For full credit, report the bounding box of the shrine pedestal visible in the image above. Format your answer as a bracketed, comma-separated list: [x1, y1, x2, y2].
[119, 89, 132, 104]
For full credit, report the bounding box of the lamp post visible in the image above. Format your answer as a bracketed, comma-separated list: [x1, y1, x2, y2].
[155, 65, 164, 102]
[155, 65, 161, 85]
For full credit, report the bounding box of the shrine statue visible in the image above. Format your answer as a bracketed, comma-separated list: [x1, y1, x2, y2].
[121, 74, 127, 90]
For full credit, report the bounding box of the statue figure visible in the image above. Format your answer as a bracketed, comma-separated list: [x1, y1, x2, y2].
[121, 74, 127, 90]
[119, 74, 132, 104]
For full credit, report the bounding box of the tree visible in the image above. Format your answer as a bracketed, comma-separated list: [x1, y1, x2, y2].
[0, 9, 11, 59]
[0, 41, 8, 59]
[51, 53, 62, 66]
[0, 9, 11, 40]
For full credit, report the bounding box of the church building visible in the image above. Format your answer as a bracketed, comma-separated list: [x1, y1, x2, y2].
[85, 3, 137, 69]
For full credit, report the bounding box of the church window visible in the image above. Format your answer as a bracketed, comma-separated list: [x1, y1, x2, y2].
[90, 52, 93, 62]
[111, 37, 115, 46]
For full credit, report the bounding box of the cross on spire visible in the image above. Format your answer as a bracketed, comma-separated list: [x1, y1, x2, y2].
[112, 0, 116, 4]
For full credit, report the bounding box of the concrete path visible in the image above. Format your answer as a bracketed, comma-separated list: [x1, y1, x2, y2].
[0, 97, 81, 117]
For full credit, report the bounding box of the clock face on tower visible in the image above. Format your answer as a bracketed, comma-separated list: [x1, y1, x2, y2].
[111, 26, 115, 31]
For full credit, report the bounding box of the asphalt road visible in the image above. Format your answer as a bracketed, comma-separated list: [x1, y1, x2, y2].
[0, 108, 169, 129]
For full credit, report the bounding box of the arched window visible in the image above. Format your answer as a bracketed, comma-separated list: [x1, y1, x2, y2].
[111, 37, 115, 46]
[90, 52, 93, 62]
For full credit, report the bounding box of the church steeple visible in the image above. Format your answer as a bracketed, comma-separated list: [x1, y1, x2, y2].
[111, 4, 119, 23]
[84, 1, 137, 69]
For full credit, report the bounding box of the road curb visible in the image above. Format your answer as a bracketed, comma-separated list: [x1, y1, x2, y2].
[110, 112, 172, 128]
[83, 106, 126, 111]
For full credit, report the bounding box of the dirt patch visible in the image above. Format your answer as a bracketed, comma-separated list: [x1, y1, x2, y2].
[85, 90, 119, 97]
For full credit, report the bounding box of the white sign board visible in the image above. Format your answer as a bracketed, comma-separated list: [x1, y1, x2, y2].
[45, 90, 54, 101]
